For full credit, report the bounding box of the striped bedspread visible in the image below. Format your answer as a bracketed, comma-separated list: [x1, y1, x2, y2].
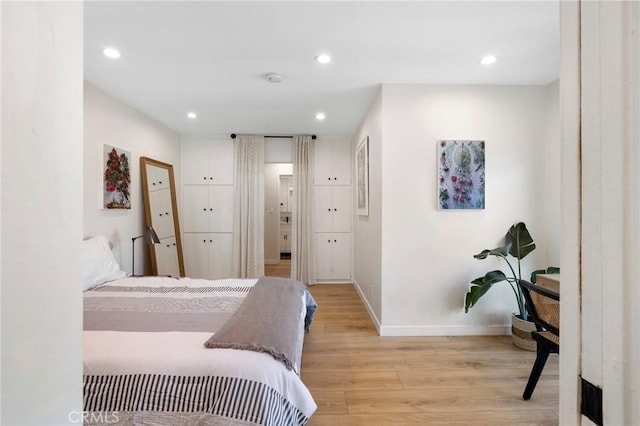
[83, 276, 316, 425]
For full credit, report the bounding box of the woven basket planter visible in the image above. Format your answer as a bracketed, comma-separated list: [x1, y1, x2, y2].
[511, 313, 536, 351]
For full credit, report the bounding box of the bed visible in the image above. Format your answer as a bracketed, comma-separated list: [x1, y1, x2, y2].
[82, 236, 317, 425]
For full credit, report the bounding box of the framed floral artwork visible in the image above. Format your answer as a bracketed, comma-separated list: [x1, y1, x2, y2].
[438, 140, 485, 210]
[103, 144, 131, 209]
[356, 136, 369, 216]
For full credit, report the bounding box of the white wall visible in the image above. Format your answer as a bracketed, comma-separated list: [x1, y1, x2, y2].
[265, 138, 293, 163]
[1, 3, 83, 423]
[353, 88, 384, 326]
[84, 82, 182, 275]
[543, 80, 561, 265]
[363, 83, 556, 335]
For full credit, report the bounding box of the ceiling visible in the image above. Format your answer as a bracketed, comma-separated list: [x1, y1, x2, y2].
[84, 1, 560, 136]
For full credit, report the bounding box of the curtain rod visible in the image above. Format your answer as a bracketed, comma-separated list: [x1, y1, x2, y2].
[230, 133, 316, 140]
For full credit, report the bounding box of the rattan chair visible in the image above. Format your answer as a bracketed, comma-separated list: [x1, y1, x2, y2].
[519, 279, 560, 400]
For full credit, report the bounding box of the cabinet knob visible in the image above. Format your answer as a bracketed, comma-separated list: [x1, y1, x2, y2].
[203, 208, 207, 211]
[159, 213, 163, 217]
[203, 239, 206, 243]
[210, 208, 213, 211]
[203, 177, 207, 180]
[209, 240, 213, 243]
[152, 182, 156, 186]
[209, 177, 213, 180]
[334, 208, 337, 211]
[328, 239, 331, 243]
[334, 239, 337, 243]
[327, 208, 331, 212]
[166, 244, 170, 247]
[165, 212, 169, 215]
[334, 177, 337, 180]
[173, 243, 176, 246]
[327, 177, 331, 181]
[159, 181, 163, 184]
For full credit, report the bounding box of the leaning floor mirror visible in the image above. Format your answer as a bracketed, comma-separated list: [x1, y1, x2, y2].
[140, 157, 185, 277]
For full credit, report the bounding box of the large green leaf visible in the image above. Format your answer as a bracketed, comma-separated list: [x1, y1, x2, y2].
[506, 222, 536, 260]
[473, 242, 511, 260]
[464, 270, 509, 312]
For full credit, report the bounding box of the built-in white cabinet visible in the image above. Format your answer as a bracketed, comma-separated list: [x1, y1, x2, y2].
[182, 185, 234, 233]
[182, 138, 235, 279]
[315, 233, 351, 281]
[314, 139, 352, 185]
[280, 224, 291, 253]
[313, 137, 352, 283]
[183, 140, 234, 185]
[314, 186, 352, 233]
[182, 233, 233, 279]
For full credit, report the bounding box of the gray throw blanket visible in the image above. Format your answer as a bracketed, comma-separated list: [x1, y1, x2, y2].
[204, 277, 305, 372]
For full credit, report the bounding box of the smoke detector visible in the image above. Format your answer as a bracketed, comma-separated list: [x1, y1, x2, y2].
[264, 72, 283, 83]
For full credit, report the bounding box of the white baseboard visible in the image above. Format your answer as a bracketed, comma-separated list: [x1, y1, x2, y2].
[379, 324, 511, 337]
[352, 279, 382, 334]
[264, 259, 279, 265]
[351, 279, 510, 337]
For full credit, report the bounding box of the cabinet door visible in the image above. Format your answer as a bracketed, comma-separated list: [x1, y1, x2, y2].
[182, 233, 210, 279]
[209, 233, 233, 279]
[313, 139, 333, 185]
[331, 233, 351, 280]
[332, 140, 352, 185]
[182, 186, 209, 232]
[183, 141, 211, 185]
[156, 236, 180, 277]
[314, 186, 333, 232]
[149, 189, 175, 239]
[209, 140, 234, 185]
[315, 233, 333, 280]
[332, 186, 352, 233]
[280, 230, 287, 251]
[209, 186, 234, 232]
[284, 230, 291, 251]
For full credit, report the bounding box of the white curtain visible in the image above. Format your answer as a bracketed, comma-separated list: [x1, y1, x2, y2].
[232, 135, 265, 278]
[291, 135, 315, 284]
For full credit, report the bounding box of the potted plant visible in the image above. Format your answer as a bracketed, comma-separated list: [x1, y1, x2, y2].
[464, 222, 557, 351]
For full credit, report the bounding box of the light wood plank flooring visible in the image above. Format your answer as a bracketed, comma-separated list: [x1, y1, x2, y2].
[302, 284, 559, 425]
[265, 259, 291, 278]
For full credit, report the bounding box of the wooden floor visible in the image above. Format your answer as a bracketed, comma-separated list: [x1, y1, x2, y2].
[264, 258, 291, 278]
[302, 284, 559, 425]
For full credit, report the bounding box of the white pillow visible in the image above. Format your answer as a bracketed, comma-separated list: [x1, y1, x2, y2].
[82, 235, 126, 291]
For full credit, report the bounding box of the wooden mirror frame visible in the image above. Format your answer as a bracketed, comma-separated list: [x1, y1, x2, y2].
[140, 157, 185, 276]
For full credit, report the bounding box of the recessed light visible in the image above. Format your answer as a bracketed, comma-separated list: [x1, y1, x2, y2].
[480, 55, 497, 65]
[103, 47, 121, 59]
[315, 54, 331, 64]
[316, 112, 326, 121]
[187, 112, 197, 119]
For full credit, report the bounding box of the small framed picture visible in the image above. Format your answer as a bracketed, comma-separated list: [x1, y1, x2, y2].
[356, 136, 369, 216]
[103, 144, 132, 209]
[438, 140, 485, 210]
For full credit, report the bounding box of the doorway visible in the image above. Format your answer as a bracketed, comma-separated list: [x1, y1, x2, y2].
[264, 163, 293, 278]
